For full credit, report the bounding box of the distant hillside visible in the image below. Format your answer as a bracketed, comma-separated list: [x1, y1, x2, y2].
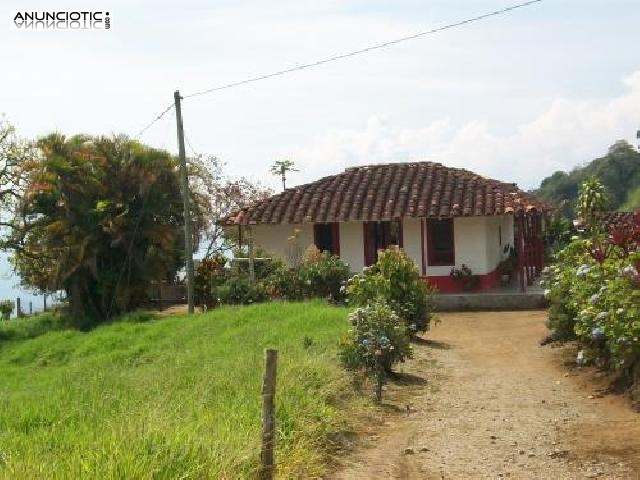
[535, 140, 640, 217]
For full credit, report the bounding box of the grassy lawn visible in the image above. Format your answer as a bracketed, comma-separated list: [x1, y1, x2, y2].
[0, 301, 359, 479]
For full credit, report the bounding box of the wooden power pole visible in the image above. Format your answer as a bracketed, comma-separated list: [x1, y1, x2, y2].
[174, 90, 195, 314]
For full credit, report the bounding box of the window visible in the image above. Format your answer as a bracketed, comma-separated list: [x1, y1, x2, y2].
[313, 223, 340, 255]
[363, 220, 403, 266]
[427, 219, 454, 266]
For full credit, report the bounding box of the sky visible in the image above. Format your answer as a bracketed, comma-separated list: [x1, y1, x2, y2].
[1, 0, 640, 304]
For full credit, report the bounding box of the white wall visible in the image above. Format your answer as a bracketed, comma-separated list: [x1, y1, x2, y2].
[339, 221, 364, 271]
[424, 216, 512, 276]
[402, 218, 423, 273]
[248, 215, 515, 275]
[251, 221, 365, 271]
[250, 224, 313, 266]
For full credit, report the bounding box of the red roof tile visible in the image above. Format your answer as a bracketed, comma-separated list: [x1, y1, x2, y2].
[598, 210, 640, 228]
[221, 162, 547, 225]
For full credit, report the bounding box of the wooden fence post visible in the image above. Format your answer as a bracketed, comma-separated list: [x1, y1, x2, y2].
[29, 302, 32, 315]
[16, 297, 21, 318]
[260, 349, 278, 480]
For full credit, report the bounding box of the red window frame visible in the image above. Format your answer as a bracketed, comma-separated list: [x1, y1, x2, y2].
[426, 218, 455, 266]
[313, 222, 340, 255]
[363, 220, 403, 266]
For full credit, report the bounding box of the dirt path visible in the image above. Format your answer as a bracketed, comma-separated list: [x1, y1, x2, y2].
[332, 311, 640, 479]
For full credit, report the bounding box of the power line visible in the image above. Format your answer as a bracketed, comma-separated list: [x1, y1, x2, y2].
[134, 1, 542, 140]
[134, 103, 174, 139]
[183, 0, 542, 100]
[184, 131, 199, 158]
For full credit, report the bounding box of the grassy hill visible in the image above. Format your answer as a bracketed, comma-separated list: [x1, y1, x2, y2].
[536, 140, 640, 217]
[0, 302, 358, 479]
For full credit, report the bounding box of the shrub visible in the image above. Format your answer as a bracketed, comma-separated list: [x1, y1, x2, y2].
[194, 255, 227, 308]
[339, 301, 412, 401]
[542, 239, 592, 341]
[542, 210, 640, 372]
[267, 265, 307, 301]
[217, 277, 268, 305]
[346, 246, 435, 333]
[266, 251, 351, 303]
[231, 247, 284, 281]
[298, 252, 351, 303]
[0, 300, 14, 320]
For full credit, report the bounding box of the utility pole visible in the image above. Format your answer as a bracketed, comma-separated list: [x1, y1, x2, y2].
[174, 90, 195, 314]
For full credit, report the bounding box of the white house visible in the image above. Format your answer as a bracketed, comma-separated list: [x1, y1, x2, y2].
[221, 162, 546, 292]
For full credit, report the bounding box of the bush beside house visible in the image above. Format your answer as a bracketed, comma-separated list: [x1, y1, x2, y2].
[542, 179, 640, 407]
[340, 246, 437, 400]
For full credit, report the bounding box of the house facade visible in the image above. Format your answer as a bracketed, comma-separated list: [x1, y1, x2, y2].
[221, 162, 546, 292]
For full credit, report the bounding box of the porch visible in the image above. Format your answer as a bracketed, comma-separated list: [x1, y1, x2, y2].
[433, 278, 547, 312]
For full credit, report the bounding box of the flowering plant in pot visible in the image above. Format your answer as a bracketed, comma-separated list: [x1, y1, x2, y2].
[496, 245, 517, 285]
[450, 264, 480, 291]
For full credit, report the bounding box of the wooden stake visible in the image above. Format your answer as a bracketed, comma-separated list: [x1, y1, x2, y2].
[260, 349, 278, 480]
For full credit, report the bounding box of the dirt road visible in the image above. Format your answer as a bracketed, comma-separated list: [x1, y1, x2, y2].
[332, 311, 640, 479]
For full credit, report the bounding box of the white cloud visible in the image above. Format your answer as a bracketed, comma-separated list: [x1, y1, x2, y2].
[287, 72, 640, 189]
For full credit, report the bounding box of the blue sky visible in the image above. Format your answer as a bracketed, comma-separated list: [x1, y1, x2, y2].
[2, 0, 640, 301]
[3, 0, 639, 189]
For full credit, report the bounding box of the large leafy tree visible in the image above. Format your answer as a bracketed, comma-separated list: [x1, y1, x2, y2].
[7, 134, 208, 325]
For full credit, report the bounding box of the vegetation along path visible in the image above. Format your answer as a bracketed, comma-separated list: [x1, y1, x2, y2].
[333, 311, 640, 479]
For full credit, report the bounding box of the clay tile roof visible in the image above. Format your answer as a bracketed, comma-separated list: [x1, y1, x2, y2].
[220, 161, 547, 225]
[598, 210, 640, 228]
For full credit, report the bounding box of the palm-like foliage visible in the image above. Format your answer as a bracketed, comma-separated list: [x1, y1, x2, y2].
[270, 159, 297, 191]
[9, 134, 206, 325]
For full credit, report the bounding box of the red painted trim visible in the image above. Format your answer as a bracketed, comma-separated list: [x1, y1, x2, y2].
[426, 218, 455, 266]
[420, 219, 426, 275]
[420, 269, 499, 293]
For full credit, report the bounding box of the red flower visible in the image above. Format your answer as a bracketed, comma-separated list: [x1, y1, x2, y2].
[609, 224, 633, 254]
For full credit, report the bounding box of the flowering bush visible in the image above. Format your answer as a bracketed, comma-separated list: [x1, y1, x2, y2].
[217, 277, 269, 305]
[339, 301, 412, 401]
[194, 255, 227, 308]
[298, 251, 351, 303]
[267, 250, 351, 303]
[346, 246, 436, 333]
[542, 211, 640, 372]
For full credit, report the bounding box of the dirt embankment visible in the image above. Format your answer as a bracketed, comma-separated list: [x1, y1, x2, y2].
[331, 311, 640, 479]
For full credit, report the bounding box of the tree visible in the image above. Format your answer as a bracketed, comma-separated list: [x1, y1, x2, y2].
[536, 140, 640, 217]
[270, 159, 298, 191]
[190, 154, 273, 257]
[0, 117, 32, 229]
[6, 134, 209, 326]
[576, 176, 608, 231]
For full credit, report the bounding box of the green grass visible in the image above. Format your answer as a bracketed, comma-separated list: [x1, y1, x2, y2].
[0, 302, 358, 479]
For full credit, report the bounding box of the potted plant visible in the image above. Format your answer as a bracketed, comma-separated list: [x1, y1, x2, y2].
[450, 264, 480, 291]
[496, 245, 516, 285]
